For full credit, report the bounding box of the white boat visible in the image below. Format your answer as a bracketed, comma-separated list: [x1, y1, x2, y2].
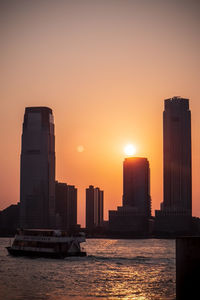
[6, 229, 86, 258]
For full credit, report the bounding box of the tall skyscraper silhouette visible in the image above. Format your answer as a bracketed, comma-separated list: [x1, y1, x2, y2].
[20, 107, 55, 228]
[123, 157, 151, 216]
[109, 157, 151, 235]
[163, 96, 192, 215]
[155, 97, 192, 235]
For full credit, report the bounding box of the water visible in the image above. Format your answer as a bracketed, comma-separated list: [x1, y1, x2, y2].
[0, 238, 175, 300]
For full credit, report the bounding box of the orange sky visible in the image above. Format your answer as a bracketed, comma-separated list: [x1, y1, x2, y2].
[0, 0, 200, 226]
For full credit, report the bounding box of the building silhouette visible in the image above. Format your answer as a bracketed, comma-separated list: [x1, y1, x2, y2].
[109, 157, 151, 235]
[55, 181, 77, 230]
[86, 185, 104, 230]
[0, 204, 20, 235]
[123, 157, 151, 216]
[98, 189, 104, 226]
[163, 96, 191, 214]
[20, 107, 55, 228]
[155, 97, 192, 235]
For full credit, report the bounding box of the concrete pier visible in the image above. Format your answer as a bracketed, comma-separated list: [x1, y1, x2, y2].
[176, 237, 200, 299]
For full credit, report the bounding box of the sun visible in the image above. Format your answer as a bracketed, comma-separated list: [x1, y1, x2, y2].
[77, 145, 84, 153]
[124, 144, 136, 156]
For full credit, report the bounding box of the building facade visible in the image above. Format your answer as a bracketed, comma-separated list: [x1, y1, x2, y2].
[86, 185, 104, 230]
[162, 96, 192, 215]
[123, 157, 151, 216]
[155, 97, 192, 235]
[55, 181, 77, 230]
[0, 204, 20, 235]
[20, 107, 55, 228]
[109, 157, 151, 235]
[98, 190, 104, 226]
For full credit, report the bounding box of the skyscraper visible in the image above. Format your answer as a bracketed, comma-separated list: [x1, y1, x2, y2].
[20, 107, 55, 228]
[67, 184, 78, 229]
[163, 96, 192, 215]
[109, 157, 151, 235]
[86, 185, 104, 230]
[98, 190, 104, 226]
[155, 97, 192, 235]
[55, 181, 77, 230]
[123, 157, 151, 216]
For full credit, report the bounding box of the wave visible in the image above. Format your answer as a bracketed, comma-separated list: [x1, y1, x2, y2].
[86, 255, 151, 262]
[63, 254, 173, 265]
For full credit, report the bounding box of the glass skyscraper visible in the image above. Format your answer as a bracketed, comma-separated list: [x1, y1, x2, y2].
[109, 157, 151, 235]
[123, 157, 151, 217]
[162, 96, 192, 216]
[20, 107, 55, 228]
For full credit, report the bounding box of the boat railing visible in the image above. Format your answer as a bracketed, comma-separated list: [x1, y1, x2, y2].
[15, 229, 86, 239]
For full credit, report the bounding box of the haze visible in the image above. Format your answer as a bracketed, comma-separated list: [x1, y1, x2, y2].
[1, 0, 200, 226]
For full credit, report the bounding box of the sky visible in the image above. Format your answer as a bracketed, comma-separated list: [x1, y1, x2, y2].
[0, 0, 200, 226]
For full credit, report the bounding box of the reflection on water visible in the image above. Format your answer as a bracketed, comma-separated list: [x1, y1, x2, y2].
[0, 238, 175, 300]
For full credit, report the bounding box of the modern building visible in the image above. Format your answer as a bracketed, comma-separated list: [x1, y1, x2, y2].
[109, 157, 151, 235]
[0, 203, 20, 235]
[55, 181, 77, 230]
[98, 190, 104, 226]
[163, 96, 191, 214]
[123, 157, 151, 216]
[86, 185, 104, 230]
[20, 107, 56, 228]
[155, 97, 192, 235]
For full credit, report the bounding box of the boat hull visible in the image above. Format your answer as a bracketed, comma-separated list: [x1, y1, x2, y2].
[6, 247, 86, 259]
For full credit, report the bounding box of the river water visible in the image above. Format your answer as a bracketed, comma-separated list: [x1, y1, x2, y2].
[0, 238, 175, 300]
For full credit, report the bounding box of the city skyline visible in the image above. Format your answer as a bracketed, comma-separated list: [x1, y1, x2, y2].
[2, 97, 196, 230]
[0, 97, 198, 227]
[1, 0, 200, 227]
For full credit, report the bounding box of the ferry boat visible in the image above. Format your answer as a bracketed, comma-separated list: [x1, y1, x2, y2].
[6, 229, 86, 258]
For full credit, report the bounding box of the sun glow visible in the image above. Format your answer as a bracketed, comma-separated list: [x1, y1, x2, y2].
[124, 144, 136, 156]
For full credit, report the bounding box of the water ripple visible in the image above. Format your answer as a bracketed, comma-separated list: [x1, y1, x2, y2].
[0, 238, 175, 300]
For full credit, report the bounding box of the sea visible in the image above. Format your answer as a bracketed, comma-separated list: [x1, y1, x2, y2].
[0, 238, 175, 300]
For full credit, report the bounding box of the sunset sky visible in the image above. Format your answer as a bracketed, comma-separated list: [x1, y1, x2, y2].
[1, 0, 200, 226]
